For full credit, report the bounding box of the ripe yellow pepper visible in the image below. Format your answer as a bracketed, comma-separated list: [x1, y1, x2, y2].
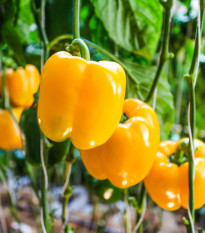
[37, 51, 126, 150]
[144, 138, 205, 211]
[12, 107, 24, 122]
[0, 65, 40, 107]
[0, 109, 22, 150]
[80, 98, 160, 188]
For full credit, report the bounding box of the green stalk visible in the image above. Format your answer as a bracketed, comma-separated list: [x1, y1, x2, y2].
[26, 163, 40, 201]
[69, 39, 90, 60]
[31, 0, 50, 231]
[184, 2, 204, 232]
[31, 0, 49, 63]
[135, 183, 146, 233]
[1, 68, 9, 110]
[69, 0, 90, 60]
[40, 137, 50, 232]
[73, 0, 80, 39]
[0, 54, 10, 110]
[62, 145, 75, 232]
[145, 0, 173, 102]
[41, 0, 49, 64]
[124, 189, 131, 233]
[186, 79, 195, 225]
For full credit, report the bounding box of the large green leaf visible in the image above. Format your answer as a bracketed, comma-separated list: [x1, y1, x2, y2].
[124, 60, 175, 140]
[90, 0, 163, 59]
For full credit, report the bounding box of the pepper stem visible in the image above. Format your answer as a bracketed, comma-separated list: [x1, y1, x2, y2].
[70, 0, 90, 60]
[184, 1, 204, 231]
[145, 0, 173, 102]
[73, 0, 80, 39]
[68, 39, 90, 61]
[62, 144, 75, 232]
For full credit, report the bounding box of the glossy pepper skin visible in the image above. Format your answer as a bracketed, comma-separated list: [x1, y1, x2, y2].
[80, 98, 160, 188]
[37, 51, 126, 150]
[12, 107, 24, 122]
[0, 65, 40, 107]
[0, 109, 22, 150]
[144, 138, 205, 211]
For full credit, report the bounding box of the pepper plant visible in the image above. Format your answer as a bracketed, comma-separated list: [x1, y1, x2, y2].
[0, 0, 205, 233]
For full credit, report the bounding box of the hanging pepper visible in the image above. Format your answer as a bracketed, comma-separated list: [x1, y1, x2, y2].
[0, 65, 40, 107]
[80, 98, 160, 188]
[37, 51, 126, 150]
[0, 109, 22, 150]
[144, 138, 205, 210]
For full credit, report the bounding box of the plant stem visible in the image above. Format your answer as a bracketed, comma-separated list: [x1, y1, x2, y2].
[132, 183, 146, 233]
[145, 0, 173, 102]
[0, 55, 10, 110]
[31, 0, 49, 65]
[26, 162, 40, 201]
[73, 0, 80, 39]
[41, 0, 49, 64]
[31, 0, 50, 231]
[184, 1, 204, 231]
[124, 189, 132, 233]
[69, 39, 90, 60]
[1, 68, 9, 110]
[40, 137, 49, 232]
[62, 144, 75, 232]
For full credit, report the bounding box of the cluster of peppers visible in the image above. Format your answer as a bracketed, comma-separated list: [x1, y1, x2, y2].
[1, 50, 205, 212]
[0, 65, 40, 150]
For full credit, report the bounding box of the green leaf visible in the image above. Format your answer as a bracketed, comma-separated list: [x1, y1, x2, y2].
[124, 60, 175, 140]
[1, 0, 39, 65]
[90, 0, 163, 59]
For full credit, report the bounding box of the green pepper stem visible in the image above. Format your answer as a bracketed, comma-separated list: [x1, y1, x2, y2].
[185, 2, 204, 232]
[124, 189, 132, 233]
[69, 38, 90, 61]
[40, 138, 49, 232]
[31, 0, 50, 231]
[145, 0, 173, 102]
[26, 163, 40, 201]
[62, 144, 75, 232]
[31, 0, 49, 65]
[73, 0, 80, 39]
[70, 0, 90, 60]
[134, 183, 147, 233]
[1, 68, 10, 110]
[0, 55, 10, 110]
